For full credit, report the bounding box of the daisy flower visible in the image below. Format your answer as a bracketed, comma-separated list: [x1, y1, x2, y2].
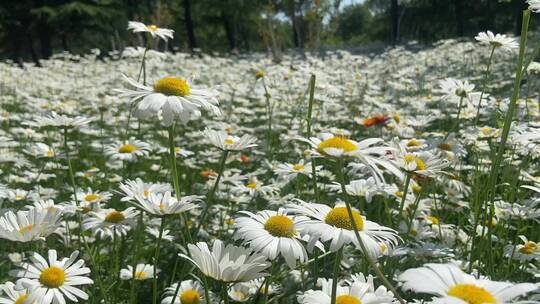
[0, 281, 38, 304]
[127, 21, 174, 41]
[529, 0, 540, 12]
[161, 280, 208, 304]
[75, 188, 112, 206]
[398, 263, 537, 303]
[10, 250, 93, 304]
[287, 201, 400, 255]
[30, 112, 91, 129]
[273, 160, 316, 181]
[0, 207, 62, 242]
[105, 139, 151, 162]
[395, 150, 450, 177]
[119, 178, 172, 201]
[120, 264, 158, 280]
[475, 31, 519, 52]
[203, 129, 257, 151]
[298, 274, 396, 304]
[234, 209, 308, 268]
[130, 191, 200, 216]
[116, 75, 220, 126]
[25, 143, 55, 158]
[83, 207, 138, 239]
[344, 178, 380, 203]
[438, 78, 477, 102]
[300, 133, 399, 184]
[179, 240, 271, 283]
[504, 235, 540, 262]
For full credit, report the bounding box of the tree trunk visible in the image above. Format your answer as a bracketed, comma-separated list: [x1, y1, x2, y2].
[27, 32, 41, 67]
[455, 0, 464, 36]
[183, 0, 198, 50]
[222, 12, 235, 50]
[391, 0, 399, 44]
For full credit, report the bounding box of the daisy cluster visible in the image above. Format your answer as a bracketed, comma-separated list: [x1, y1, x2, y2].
[0, 18, 539, 304]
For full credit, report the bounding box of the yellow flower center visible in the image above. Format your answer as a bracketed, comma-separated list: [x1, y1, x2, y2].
[519, 241, 538, 254]
[426, 216, 440, 225]
[255, 71, 265, 79]
[154, 77, 190, 97]
[247, 182, 257, 189]
[412, 185, 422, 194]
[147, 24, 158, 32]
[18, 224, 33, 235]
[46, 149, 55, 157]
[264, 215, 295, 237]
[316, 136, 358, 155]
[15, 195, 24, 201]
[119, 143, 138, 154]
[135, 271, 147, 279]
[224, 138, 234, 145]
[438, 143, 452, 151]
[180, 289, 201, 304]
[407, 139, 421, 147]
[105, 211, 126, 223]
[85, 194, 100, 202]
[447, 284, 496, 304]
[39, 266, 65, 288]
[404, 154, 426, 171]
[336, 295, 362, 304]
[143, 190, 150, 198]
[232, 290, 247, 301]
[325, 207, 364, 231]
[292, 164, 305, 171]
[15, 294, 30, 304]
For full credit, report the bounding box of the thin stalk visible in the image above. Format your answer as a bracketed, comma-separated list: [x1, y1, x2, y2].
[330, 247, 343, 304]
[474, 46, 496, 126]
[397, 174, 411, 220]
[484, 10, 530, 276]
[202, 276, 211, 304]
[306, 74, 320, 202]
[336, 160, 406, 304]
[152, 216, 166, 304]
[222, 282, 230, 304]
[262, 78, 273, 159]
[195, 149, 229, 233]
[129, 212, 145, 304]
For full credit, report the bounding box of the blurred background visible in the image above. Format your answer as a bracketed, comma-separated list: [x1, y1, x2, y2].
[0, 0, 531, 65]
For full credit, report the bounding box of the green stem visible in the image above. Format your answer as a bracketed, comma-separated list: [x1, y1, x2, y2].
[152, 216, 166, 304]
[195, 149, 229, 234]
[484, 10, 530, 276]
[262, 79, 273, 159]
[474, 46, 496, 126]
[336, 160, 406, 304]
[306, 74, 320, 202]
[222, 282, 230, 304]
[330, 247, 343, 304]
[397, 174, 411, 219]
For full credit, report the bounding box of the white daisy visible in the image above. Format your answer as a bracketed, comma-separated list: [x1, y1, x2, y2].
[344, 178, 380, 203]
[10, 250, 93, 304]
[161, 280, 208, 304]
[120, 264, 158, 280]
[298, 274, 396, 304]
[83, 207, 138, 239]
[0, 207, 62, 242]
[29, 112, 91, 129]
[0, 281, 38, 304]
[398, 263, 537, 304]
[475, 31, 519, 52]
[179, 240, 271, 283]
[287, 200, 400, 255]
[130, 191, 200, 216]
[274, 160, 317, 181]
[203, 129, 257, 151]
[301, 133, 399, 184]
[119, 178, 172, 202]
[234, 209, 308, 268]
[504, 235, 540, 262]
[116, 75, 220, 126]
[127, 21, 174, 41]
[105, 139, 151, 162]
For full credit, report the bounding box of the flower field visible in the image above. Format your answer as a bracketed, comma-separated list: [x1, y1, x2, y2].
[1, 11, 540, 304]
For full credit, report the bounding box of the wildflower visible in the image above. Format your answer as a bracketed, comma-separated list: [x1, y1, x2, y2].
[10, 250, 93, 304]
[180, 240, 271, 283]
[127, 21, 174, 41]
[120, 264, 158, 280]
[203, 129, 257, 151]
[475, 31, 518, 52]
